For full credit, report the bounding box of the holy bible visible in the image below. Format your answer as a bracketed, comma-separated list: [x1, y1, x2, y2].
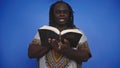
[38, 25, 82, 48]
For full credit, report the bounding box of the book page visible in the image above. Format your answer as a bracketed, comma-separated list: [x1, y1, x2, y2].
[61, 29, 82, 35]
[39, 25, 82, 35]
[39, 25, 60, 34]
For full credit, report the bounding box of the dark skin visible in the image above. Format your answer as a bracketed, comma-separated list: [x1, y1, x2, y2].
[54, 3, 69, 25]
[28, 3, 91, 63]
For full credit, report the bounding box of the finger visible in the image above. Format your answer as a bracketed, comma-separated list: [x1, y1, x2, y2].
[51, 39, 59, 47]
[48, 38, 51, 43]
[64, 39, 69, 44]
[51, 39, 56, 43]
[32, 39, 39, 44]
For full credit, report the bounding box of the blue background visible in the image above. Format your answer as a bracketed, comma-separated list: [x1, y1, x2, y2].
[0, 0, 120, 68]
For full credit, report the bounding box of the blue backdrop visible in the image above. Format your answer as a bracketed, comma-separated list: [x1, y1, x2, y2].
[0, 0, 120, 68]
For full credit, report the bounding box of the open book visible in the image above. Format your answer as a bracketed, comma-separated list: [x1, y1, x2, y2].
[38, 25, 82, 48]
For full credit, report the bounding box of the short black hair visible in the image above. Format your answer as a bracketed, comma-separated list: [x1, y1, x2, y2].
[49, 1, 75, 27]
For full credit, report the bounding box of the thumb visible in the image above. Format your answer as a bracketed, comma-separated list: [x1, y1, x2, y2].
[64, 39, 70, 45]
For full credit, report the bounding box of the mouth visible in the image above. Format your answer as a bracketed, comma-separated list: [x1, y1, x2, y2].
[59, 19, 65, 22]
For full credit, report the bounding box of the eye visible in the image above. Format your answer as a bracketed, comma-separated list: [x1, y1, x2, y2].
[55, 10, 61, 14]
[54, 10, 69, 14]
[63, 10, 68, 14]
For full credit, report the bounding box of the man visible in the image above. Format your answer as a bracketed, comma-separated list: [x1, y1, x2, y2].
[28, 1, 91, 68]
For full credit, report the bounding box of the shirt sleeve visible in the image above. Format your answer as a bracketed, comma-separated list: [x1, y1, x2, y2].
[76, 30, 87, 48]
[34, 32, 41, 44]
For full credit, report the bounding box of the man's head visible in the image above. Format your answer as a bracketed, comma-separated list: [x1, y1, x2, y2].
[49, 1, 75, 27]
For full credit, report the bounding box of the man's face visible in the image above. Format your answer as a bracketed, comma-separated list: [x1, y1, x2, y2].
[53, 3, 70, 25]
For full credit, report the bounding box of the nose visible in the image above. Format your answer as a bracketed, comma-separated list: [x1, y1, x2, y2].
[60, 14, 65, 17]
[59, 11, 66, 17]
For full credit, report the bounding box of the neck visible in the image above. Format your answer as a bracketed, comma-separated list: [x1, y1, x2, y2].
[55, 24, 68, 31]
